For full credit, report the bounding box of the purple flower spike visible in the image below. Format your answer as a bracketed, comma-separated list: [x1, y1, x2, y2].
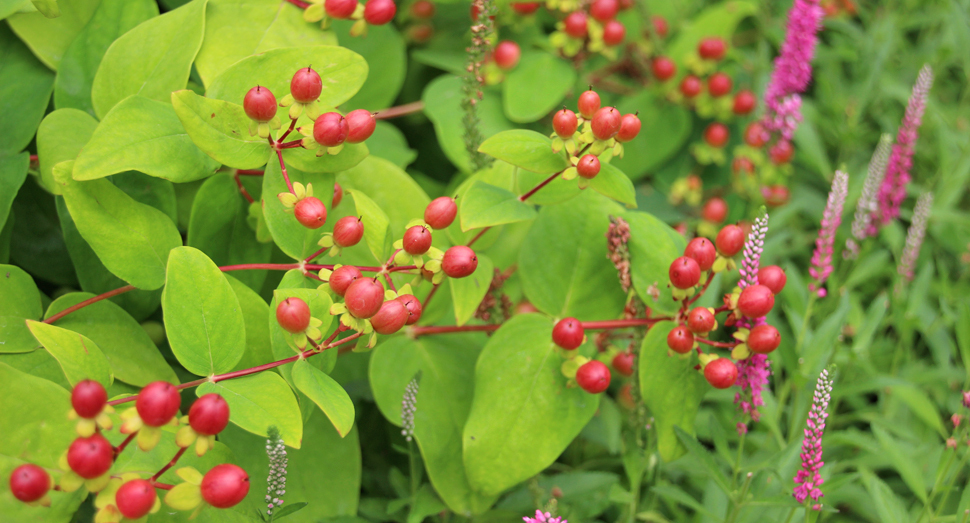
[735, 210, 771, 432]
[845, 134, 893, 257]
[793, 368, 833, 505]
[739, 212, 769, 289]
[524, 510, 567, 523]
[897, 193, 933, 281]
[809, 171, 848, 297]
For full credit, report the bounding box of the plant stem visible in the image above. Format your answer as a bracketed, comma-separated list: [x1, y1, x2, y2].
[235, 169, 264, 176]
[304, 247, 328, 263]
[376, 101, 425, 120]
[275, 148, 295, 194]
[114, 432, 137, 457]
[518, 170, 563, 201]
[685, 272, 716, 307]
[43, 285, 136, 324]
[278, 117, 299, 143]
[695, 338, 742, 349]
[466, 227, 490, 247]
[285, 0, 310, 7]
[151, 447, 187, 481]
[408, 317, 671, 338]
[234, 172, 255, 204]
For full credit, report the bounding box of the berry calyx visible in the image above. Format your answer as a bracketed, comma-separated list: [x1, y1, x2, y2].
[411, 0, 435, 18]
[344, 278, 386, 319]
[364, 0, 396, 25]
[616, 113, 641, 142]
[704, 122, 729, 148]
[441, 246, 478, 278]
[651, 56, 676, 81]
[747, 324, 781, 354]
[684, 237, 716, 271]
[136, 381, 181, 427]
[332, 182, 343, 208]
[758, 265, 787, 294]
[715, 224, 745, 257]
[552, 317, 584, 350]
[9, 464, 50, 503]
[564, 11, 588, 39]
[553, 108, 579, 138]
[680, 75, 702, 98]
[424, 196, 457, 229]
[577, 88, 600, 119]
[313, 112, 349, 147]
[687, 307, 715, 334]
[602, 20, 626, 46]
[652, 15, 668, 37]
[702, 197, 728, 223]
[188, 393, 230, 436]
[591, 107, 621, 140]
[589, 0, 618, 21]
[744, 122, 767, 147]
[704, 358, 737, 388]
[71, 380, 107, 418]
[577, 154, 600, 179]
[396, 294, 423, 325]
[669, 256, 701, 289]
[67, 434, 113, 479]
[403, 225, 433, 255]
[612, 351, 635, 377]
[733, 90, 756, 115]
[576, 360, 611, 393]
[328, 265, 363, 297]
[290, 67, 322, 104]
[200, 464, 250, 509]
[707, 72, 732, 97]
[294, 196, 328, 229]
[737, 284, 775, 318]
[511, 2, 540, 14]
[370, 299, 410, 335]
[493, 40, 521, 70]
[333, 216, 365, 247]
[667, 325, 694, 354]
[698, 37, 726, 60]
[243, 86, 277, 122]
[325, 0, 358, 19]
[116, 479, 157, 519]
[769, 140, 794, 164]
[276, 297, 311, 333]
[345, 109, 376, 144]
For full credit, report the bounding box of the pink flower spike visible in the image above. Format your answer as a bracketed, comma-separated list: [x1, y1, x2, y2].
[897, 193, 932, 282]
[809, 170, 848, 297]
[524, 510, 567, 523]
[793, 368, 834, 505]
[734, 210, 772, 433]
[963, 391, 970, 409]
[739, 211, 769, 289]
[845, 134, 893, 257]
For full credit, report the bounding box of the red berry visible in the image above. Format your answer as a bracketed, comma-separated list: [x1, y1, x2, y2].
[408, 23, 433, 42]
[364, 0, 396, 24]
[67, 434, 113, 479]
[684, 237, 716, 271]
[290, 67, 322, 104]
[577, 89, 600, 119]
[276, 297, 311, 333]
[652, 15, 668, 37]
[704, 358, 737, 388]
[617, 382, 635, 409]
[9, 464, 50, 503]
[589, 0, 618, 22]
[698, 37, 726, 60]
[403, 225, 433, 255]
[333, 216, 364, 248]
[344, 278, 386, 319]
[667, 325, 694, 354]
[680, 75, 702, 98]
[737, 284, 775, 318]
[733, 89, 756, 115]
[294, 196, 328, 229]
[733, 157, 755, 175]
[243, 86, 277, 122]
[325, 0, 358, 19]
[493, 40, 521, 70]
[200, 464, 250, 509]
[591, 107, 621, 140]
[189, 393, 230, 436]
[758, 265, 786, 294]
[313, 112, 349, 147]
[769, 140, 794, 164]
[332, 182, 343, 208]
[512, 1, 540, 14]
[411, 0, 435, 18]
[396, 294, 423, 325]
[602, 20, 625, 46]
[424, 196, 457, 229]
[707, 72, 732, 97]
[116, 479, 157, 519]
[669, 256, 701, 289]
[651, 56, 676, 81]
[370, 299, 409, 335]
[564, 11, 588, 39]
[763, 184, 790, 207]
[616, 113, 641, 142]
[552, 317, 584, 350]
[612, 351, 635, 377]
[576, 154, 600, 179]
[576, 360, 611, 393]
[702, 197, 728, 223]
[744, 122, 767, 147]
[747, 324, 780, 354]
[553, 108, 579, 138]
[687, 307, 715, 334]
[704, 122, 729, 148]
[71, 380, 107, 418]
[442, 245, 478, 278]
[345, 109, 376, 144]
[715, 224, 745, 257]
[328, 265, 362, 297]
[136, 381, 181, 427]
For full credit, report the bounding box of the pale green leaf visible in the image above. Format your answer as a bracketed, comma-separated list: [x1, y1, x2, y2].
[26, 320, 112, 387]
[198, 371, 303, 448]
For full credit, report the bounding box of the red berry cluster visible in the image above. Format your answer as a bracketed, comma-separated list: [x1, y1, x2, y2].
[550, 0, 634, 57]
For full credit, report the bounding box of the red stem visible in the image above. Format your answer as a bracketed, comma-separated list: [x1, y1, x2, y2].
[275, 147, 295, 194]
[234, 173, 255, 204]
[151, 447, 187, 481]
[29, 154, 39, 162]
[304, 247, 328, 263]
[280, 140, 303, 149]
[43, 285, 136, 324]
[236, 169, 264, 176]
[285, 0, 311, 8]
[580, 318, 670, 329]
[410, 324, 500, 337]
[421, 283, 441, 310]
[409, 317, 672, 337]
[684, 272, 715, 307]
[278, 118, 299, 143]
[375, 101, 425, 120]
[467, 227, 490, 247]
[519, 170, 563, 202]
[114, 432, 137, 457]
[695, 338, 741, 349]
[221, 263, 300, 272]
[153, 482, 174, 491]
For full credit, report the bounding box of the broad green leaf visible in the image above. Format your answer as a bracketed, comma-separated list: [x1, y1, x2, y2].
[351, 189, 391, 263]
[459, 180, 537, 231]
[519, 191, 627, 320]
[8, 176, 79, 287]
[666, 1, 758, 64]
[0, 24, 54, 156]
[612, 90, 692, 180]
[639, 322, 707, 461]
[261, 159, 335, 260]
[55, 164, 183, 290]
[91, 0, 207, 118]
[478, 130, 570, 174]
[0, 349, 71, 389]
[590, 161, 637, 207]
[53, 0, 159, 115]
[6, 0, 98, 69]
[334, 20, 406, 111]
[163, 246, 246, 376]
[0, 1, 32, 20]
[515, 166, 582, 206]
[29, 0, 58, 17]
[673, 427, 732, 494]
[0, 153, 29, 231]
[36, 109, 99, 194]
[463, 315, 600, 495]
[502, 52, 576, 123]
[449, 254, 493, 326]
[43, 292, 176, 386]
[292, 359, 355, 437]
[26, 320, 112, 387]
[198, 371, 303, 448]
[111, 429, 236, 487]
[872, 425, 927, 502]
[226, 275, 275, 371]
[622, 209, 687, 316]
[281, 140, 370, 174]
[368, 121, 417, 168]
[171, 90, 272, 170]
[0, 264, 43, 354]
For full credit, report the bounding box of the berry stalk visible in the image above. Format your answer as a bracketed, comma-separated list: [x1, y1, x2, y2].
[375, 101, 425, 120]
[150, 447, 187, 481]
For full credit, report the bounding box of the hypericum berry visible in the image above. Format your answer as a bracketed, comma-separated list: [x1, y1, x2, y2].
[370, 299, 409, 335]
[591, 107, 621, 140]
[702, 197, 728, 223]
[589, 0, 618, 21]
[715, 224, 745, 257]
[552, 317, 584, 350]
[744, 122, 767, 147]
[332, 182, 343, 208]
[564, 11, 588, 39]
[200, 464, 250, 509]
[137, 381, 181, 427]
[576, 360, 611, 394]
[511, 1, 540, 14]
[67, 434, 113, 479]
[493, 40, 521, 70]
[577, 88, 600, 119]
[411, 0, 435, 18]
[687, 307, 715, 334]
[9, 464, 50, 503]
[769, 140, 794, 165]
[602, 20, 626, 46]
[704, 122, 729, 148]
[758, 265, 787, 294]
[652, 15, 668, 37]
[290, 67, 322, 104]
[680, 75, 702, 98]
[294, 196, 328, 229]
[747, 324, 780, 354]
[71, 380, 107, 418]
[408, 23, 433, 42]
[403, 225, 433, 255]
[553, 108, 578, 138]
[243, 86, 277, 122]
[344, 278, 386, 319]
[189, 394, 230, 436]
[616, 113, 641, 143]
[737, 284, 775, 318]
[363, 0, 396, 25]
[698, 37, 726, 60]
[328, 265, 363, 297]
[733, 157, 755, 175]
[669, 256, 701, 289]
[314, 112, 349, 147]
[763, 184, 790, 208]
[441, 245, 478, 278]
[424, 196, 457, 229]
[612, 351, 635, 377]
[707, 72, 732, 97]
[325, 0, 358, 19]
[667, 325, 694, 354]
[333, 216, 364, 247]
[396, 294, 423, 325]
[345, 109, 376, 144]
[733, 89, 756, 115]
[684, 237, 716, 271]
[276, 297, 311, 333]
[116, 479, 157, 519]
[577, 154, 600, 179]
[651, 56, 676, 81]
[704, 358, 737, 388]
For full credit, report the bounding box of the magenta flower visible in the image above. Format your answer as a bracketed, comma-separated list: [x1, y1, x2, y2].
[735, 211, 772, 432]
[963, 391, 970, 409]
[739, 212, 769, 289]
[845, 134, 893, 257]
[809, 170, 848, 297]
[523, 510, 566, 523]
[897, 193, 933, 281]
[793, 368, 833, 505]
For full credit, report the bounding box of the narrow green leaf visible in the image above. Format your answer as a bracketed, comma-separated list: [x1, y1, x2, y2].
[292, 359, 355, 437]
[458, 180, 537, 231]
[198, 371, 303, 448]
[26, 320, 112, 387]
[872, 425, 928, 502]
[269, 501, 308, 520]
[892, 385, 946, 437]
[0, 264, 43, 354]
[862, 468, 908, 523]
[957, 302, 970, 383]
[502, 52, 576, 123]
[36, 108, 99, 194]
[351, 189, 391, 263]
[590, 161, 637, 207]
[622, 209, 687, 316]
[261, 160, 336, 260]
[650, 484, 718, 519]
[171, 90, 272, 170]
[0, 24, 54, 156]
[673, 427, 732, 493]
[478, 130, 570, 174]
[449, 254, 493, 326]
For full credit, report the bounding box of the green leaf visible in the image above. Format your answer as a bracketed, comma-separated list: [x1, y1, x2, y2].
[891, 384, 946, 437]
[622, 209, 687, 316]
[26, 320, 112, 387]
[269, 502, 308, 520]
[502, 52, 576, 123]
[463, 314, 600, 496]
[90, 0, 207, 118]
[281, 140, 370, 174]
[171, 90, 272, 170]
[957, 301, 970, 383]
[590, 161, 637, 207]
[225, 275, 275, 371]
[449, 254, 493, 326]
[53, 0, 159, 115]
[75, 95, 221, 182]
[862, 469, 908, 523]
[333, 20, 406, 111]
[0, 264, 43, 354]
[497, 471, 619, 518]
[612, 90, 692, 180]
[55, 165, 183, 290]
[368, 121, 417, 168]
[0, 153, 29, 232]
[666, 1, 758, 64]
[673, 427, 732, 494]
[198, 371, 304, 448]
[261, 160, 336, 260]
[459, 180, 537, 231]
[350, 189, 392, 263]
[29, 0, 58, 17]
[478, 130, 570, 174]
[0, 24, 54, 156]
[36, 108, 99, 194]
[518, 191, 627, 320]
[292, 359, 355, 437]
[872, 425, 927, 502]
[6, 0, 99, 69]
[162, 246, 246, 376]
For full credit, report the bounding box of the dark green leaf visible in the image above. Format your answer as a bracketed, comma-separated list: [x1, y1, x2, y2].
[502, 52, 576, 123]
[0, 153, 29, 232]
[0, 24, 54, 155]
[612, 91, 692, 180]
[334, 20, 406, 111]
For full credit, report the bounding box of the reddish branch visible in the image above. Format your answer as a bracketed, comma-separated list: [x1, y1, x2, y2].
[114, 432, 137, 457]
[285, 0, 311, 8]
[695, 337, 741, 349]
[43, 285, 136, 324]
[235, 169, 264, 176]
[151, 447, 187, 481]
[234, 173, 255, 204]
[375, 101, 425, 120]
[409, 316, 672, 338]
